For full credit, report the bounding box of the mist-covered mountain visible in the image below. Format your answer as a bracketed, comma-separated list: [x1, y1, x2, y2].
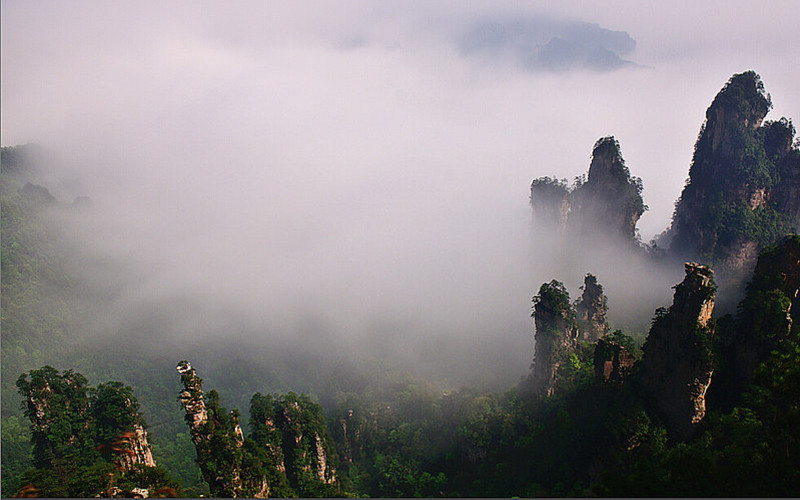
[667, 71, 800, 292]
[457, 18, 638, 72]
[530, 70, 800, 310]
[2, 70, 799, 497]
[530, 135, 646, 245]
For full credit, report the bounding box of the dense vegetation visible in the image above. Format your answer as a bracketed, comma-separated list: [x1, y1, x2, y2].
[670, 71, 800, 266]
[175, 361, 338, 497]
[13, 366, 181, 497]
[1, 147, 205, 495]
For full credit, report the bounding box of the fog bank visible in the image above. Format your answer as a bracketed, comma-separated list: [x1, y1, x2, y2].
[3, 1, 799, 387]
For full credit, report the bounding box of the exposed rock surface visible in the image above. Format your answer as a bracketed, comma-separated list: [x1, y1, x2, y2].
[668, 72, 799, 291]
[713, 235, 800, 406]
[177, 362, 337, 498]
[17, 367, 92, 469]
[530, 136, 646, 246]
[530, 274, 616, 396]
[116, 422, 156, 471]
[640, 263, 716, 442]
[279, 398, 337, 487]
[15, 367, 165, 497]
[575, 274, 610, 342]
[338, 410, 358, 464]
[20, 182, 56, 204]
[176, 360, 208, 436]
[773, 147, 800, 226]
[530, 176, 570, 231]
[336, 407, 378, 466]
[569, 137, 646, 243]
[593, 337, 634, 382]
[746, 234, 800, 306]
[177, 361, 247, 497]
[531, 280, 579, 396]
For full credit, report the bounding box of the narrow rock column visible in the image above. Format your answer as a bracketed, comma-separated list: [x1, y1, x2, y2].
[176, 361, 208, 445]
[576, 274, 610, 342]
[641, 263, 716, 441]
[531, 280, 579, 397]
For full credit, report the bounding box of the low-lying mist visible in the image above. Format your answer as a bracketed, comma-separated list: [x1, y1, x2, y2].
[46, 140, 681, 392]
[4, 1, 800, 393]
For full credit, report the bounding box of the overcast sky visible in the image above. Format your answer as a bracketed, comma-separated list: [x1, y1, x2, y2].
[3, 1, 799, 383]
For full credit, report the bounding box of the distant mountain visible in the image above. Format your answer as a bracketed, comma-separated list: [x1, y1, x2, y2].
[458, 18, 638, 72]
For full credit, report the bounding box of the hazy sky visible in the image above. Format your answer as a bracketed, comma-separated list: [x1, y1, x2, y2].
[3, 1, 799, 384]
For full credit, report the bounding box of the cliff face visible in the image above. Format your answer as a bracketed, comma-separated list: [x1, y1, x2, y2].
[576, 274, 610, 342]
[176, 361, 209, 443]
[773, 144, 800, 226]
[118, 424, 156, 471]
[530, 274, 616, 396]
[91, 382, 157, 472]
[593, 337, 634, 382]
[15, 367, 167, 497]
[640, 263, 716, 441]
[668, 71, 799, 284]
[569, 137, 646, 243]
[746, 234, 800, 305]
[279, 398, 337, 487]
[530, 177, 571, 231]
[713, 235, 800, 406]
[177, 361, 337, 498]
[530, 136, 646, 246]
[17, 368, 92, 469]
[530, 280, 579, 396]
[177, 361, 248, 497]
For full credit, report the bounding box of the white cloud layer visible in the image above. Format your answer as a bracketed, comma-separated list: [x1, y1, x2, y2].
[3, 0, 799, 385]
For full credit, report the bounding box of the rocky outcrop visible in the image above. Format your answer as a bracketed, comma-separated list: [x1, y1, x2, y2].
[176, 361, 208, 438]
[530, 275, 616, 395]
[712, 235, 800, 407]
[593, 336, 634, 382]
[115, 422, 156, 472]
[640, 263, 716, 441]
[17, 368, 157, 472]
[177, 361, 247, 497]
[569, 137, 646, 244]
[314, 433, 332, 483]
[278, 397, 337, 488]
[530, 280, 579, 396]
[90, 382, 158, 472]
[17, 367, 92, 469]
[746, 234, 800, 304]
[177, 362, 337, 498]
[20, 182, 56, 205]
[336, 407, 379, 466]
[530, 137, 646, 246]
[576, 274, 610, 342]
[668, 72, 799, 288]
[773, 143, 800, 228]
[338, 410, 357, 464]
[15, 367, 169, 497]
[530, 176, 570, 231]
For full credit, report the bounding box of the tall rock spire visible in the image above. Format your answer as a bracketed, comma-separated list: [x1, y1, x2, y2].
[640, 263, 716, 441]
[530, 280, 579, 396]
[530, 136, 646, 247]
[668, 71, 799, 291]
[575, 273, 610, 342]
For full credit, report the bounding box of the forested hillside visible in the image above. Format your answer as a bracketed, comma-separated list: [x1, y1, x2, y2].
[2, 71, 799, 497]
[1, 147, 204, 495]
